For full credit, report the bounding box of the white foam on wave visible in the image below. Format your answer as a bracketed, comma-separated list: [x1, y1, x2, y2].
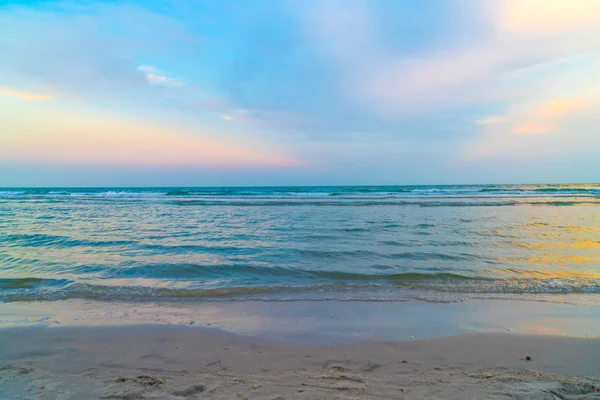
[93, 191, 163, 198]
[1, 185, 598, 201]
[0, 191, 25, 197]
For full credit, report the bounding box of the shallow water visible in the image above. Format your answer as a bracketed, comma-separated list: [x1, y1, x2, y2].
[0, 184, 599, 304]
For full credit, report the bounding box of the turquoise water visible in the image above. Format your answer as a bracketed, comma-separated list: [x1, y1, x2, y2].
[0, 184, 599, 304]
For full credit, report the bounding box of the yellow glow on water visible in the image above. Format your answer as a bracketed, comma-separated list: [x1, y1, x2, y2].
[494, 268, 600, 279]
[498, 255, 597, 265]
[571, 239, 600, 249]
[560, 225, 600, 232]
[526, 270, 600, 279]
[515, 239, 600, 251]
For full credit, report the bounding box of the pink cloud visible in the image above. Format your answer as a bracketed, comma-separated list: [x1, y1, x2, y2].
[503, 0, 600, 34]
[299, 0, 600, 118]
[0, 88, 52, 101]
[462, 87, 600, 161]
[0, 106, 302, 168]
[513, 94, 597, 135]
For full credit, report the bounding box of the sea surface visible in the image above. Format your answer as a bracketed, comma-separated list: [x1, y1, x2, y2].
[1, 184, 599, 305]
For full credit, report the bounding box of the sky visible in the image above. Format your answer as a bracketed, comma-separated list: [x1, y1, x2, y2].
[1, 0, 599, 187]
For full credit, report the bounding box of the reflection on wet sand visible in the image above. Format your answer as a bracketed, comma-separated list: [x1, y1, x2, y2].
[1, 298, 599, 343]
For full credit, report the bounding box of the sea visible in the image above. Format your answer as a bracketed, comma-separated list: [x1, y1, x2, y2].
[1, 184, 599, 306]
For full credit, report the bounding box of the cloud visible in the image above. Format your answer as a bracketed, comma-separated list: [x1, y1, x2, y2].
[217, 108, 309, 133]
[0, 2, 192, 97]
[297, 1, 496, 116]
[2, 0, 599, 184]
[194, 1, 487, 138]
[3, 0, 599, 134]
[296, 0, 600, 122]
[503, 0, 600, 33]
[0, 88, 52, 101]
[220, 109, 251, 123]
[462, 85, 600, 161]
[513, 94, 597, 135]
[0, 104, 301, 168]
[137, 65, 183, 88]
[474, 116, 508, 125]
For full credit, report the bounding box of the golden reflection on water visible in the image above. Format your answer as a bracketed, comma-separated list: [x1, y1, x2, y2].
[514, 239, 600, 250]
[571, 239, 600, 249]
[496, 255, 598, 267]
[2, 188, 600, 303]
[495, 212, 600, 277]
[525, 255, 596, 265]
[492, 270, 600, 279]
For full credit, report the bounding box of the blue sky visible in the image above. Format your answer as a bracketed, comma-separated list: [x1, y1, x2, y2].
[1, 0, 599, 186]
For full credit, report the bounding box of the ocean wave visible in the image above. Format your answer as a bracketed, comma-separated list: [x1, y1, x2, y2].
[87, 264, 487, 281]
[172, 198, 600, 207]
[0, 277, 71, 290]
[2, 272, 598, 303]
[0, 233, 134, 249]
[0, 190, 25, 198]
[91, 191, 162, 198]
[1, 185, 599, 201]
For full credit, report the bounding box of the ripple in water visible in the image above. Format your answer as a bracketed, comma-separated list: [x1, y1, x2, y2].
[0, 184, 599, 305]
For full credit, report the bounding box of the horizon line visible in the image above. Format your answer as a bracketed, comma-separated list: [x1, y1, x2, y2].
[1, 182, 598, 189]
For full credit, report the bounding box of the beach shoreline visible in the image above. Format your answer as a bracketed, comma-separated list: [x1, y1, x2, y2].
[1, 324, 599, 399]
[1, 298, 599, 398]
[2, 297, 599, 342]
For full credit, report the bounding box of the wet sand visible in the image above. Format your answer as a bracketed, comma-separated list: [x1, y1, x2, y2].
[2, 297, 600, 342]
[1, 325, 599, 399]
[1, 299, 599, 398]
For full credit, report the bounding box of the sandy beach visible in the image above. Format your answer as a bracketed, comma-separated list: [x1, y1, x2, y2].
[1, 323, 599, 399]
[3, 0, 600, 396]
